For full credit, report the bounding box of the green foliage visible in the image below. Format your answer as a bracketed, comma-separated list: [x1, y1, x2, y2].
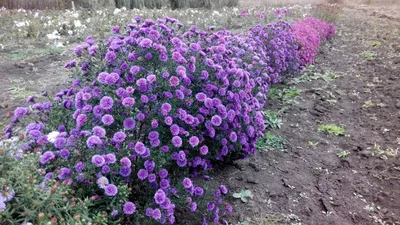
[290, 69, 337, 84]
[337, 150, 350, 158]
[317, 124, 345, 136]
[256, 132, 286, 151]
[232, 190, 253, 203]
[360, 51, 377, 61]
[0, 138, 93, 224]
[265, 111, 282, 129]
[282, 88, 301, 99]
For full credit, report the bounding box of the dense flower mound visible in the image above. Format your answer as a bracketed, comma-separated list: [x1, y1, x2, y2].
[291, 17, 335, 66]
[3, 16, 334, 224]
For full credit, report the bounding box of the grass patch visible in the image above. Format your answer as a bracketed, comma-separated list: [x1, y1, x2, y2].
[317, 124, 345, 136]
[290, 70, 337, 84]
[264, 111, 282, 129]
[360, 51, 377, 61]
[256, 131, 286, 151]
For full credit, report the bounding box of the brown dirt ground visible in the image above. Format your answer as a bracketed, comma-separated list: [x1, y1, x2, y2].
[207, 6, 400, 225]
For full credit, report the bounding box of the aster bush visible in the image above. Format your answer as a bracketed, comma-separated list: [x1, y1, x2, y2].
[3, 15, 335, 224]
[292, 17, 335, 66]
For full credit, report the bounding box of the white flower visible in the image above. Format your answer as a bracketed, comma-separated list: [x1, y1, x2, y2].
[47, 30, 60, 40]
[113, 8, 121, 15]
[74, 20, 82, 28]
[47, 131, 60, 143]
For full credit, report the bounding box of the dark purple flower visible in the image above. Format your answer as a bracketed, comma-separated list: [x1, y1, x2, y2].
[123, 117, 136, 130]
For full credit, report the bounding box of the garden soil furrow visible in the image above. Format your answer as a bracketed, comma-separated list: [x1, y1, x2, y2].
[207, 7, 400, 225]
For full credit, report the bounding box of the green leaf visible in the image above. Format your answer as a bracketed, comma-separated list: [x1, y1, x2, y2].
[232, 193, 242, 198]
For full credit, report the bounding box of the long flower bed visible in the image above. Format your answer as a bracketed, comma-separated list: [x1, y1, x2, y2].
[1, 16, 334, 225]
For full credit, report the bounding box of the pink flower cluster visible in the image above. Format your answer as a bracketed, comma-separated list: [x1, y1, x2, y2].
[292, 17, 336, 65]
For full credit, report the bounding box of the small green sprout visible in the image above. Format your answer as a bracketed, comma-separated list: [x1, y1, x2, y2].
[337, 150, 350, 158]
[233, 190, 253, 203]
[317, 124, 345, 136]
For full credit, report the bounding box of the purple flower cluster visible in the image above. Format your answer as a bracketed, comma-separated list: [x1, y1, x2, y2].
[7, 15, 334, 225]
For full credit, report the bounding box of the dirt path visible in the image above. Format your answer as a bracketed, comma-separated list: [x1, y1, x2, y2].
[215, 7, 400, 225]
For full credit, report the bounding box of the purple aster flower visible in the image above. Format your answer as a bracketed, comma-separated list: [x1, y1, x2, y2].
[151, 120, 159, 128]
[130, 66, 140, 75]
[160, 179, 170, 189]
[87, 135, 102, 148]
[161, 103, 172, 116]
[76, 114, 87, 128]
[159, 169, 168, 179]
[211, 115, 222, 126]
[195, 92, 207, 102]
[137, 169, 148, 180]
[152, 208, 162, 220]
[154, 189, 166, 204]
[100, 96, 113, 110]
[190, 202, 197, 212]
[113, 131, 126, 143]
[220, 185, 228, 194]
[139, 38, 153, 49]
[104, 184, 118, 196]
[97, 176, 109, 189]
[91, 154, 105, 167]
[120, 157, 131, 168]
[144, 160, 155, 172]
[102, 114, 114, 126]
[102, 165, 111, 174]
[170, 124, 179, 136]
[194, 187, 204, 196]
[75, 162, 84, 172]
[148, 173, 156, 182]
[59, 149, 70, 159]
[54, 137, 66, 149]
[189, 136, 199, 147]
[123, 117, 136, 130]
[93, 105, 104, 117]
[165, 116, 173, 125]
[148, 131, 159, 141]
[172, 136, 182, 147]
[122, 97, 135, 108]
[136, 113, 146, 121]
[169, 76, 180, 87]
[103, 153, 116, 164]
[97, 72, 109, 84]
[135, 142, 146, 155]
[183, 178, 193, 189]
[13, 107, 29, 121]
[200, 145, 208, 155]
[123, 202, 136, 215]
[229, 132, 238, 142]
[120, 167, 132, 177]
[58, 168, 72, 180]
[111, 210, 119, 217]
[92, 126, 106, 137]
[105, 51, 117, 63]
[40, 151, 55, 164]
